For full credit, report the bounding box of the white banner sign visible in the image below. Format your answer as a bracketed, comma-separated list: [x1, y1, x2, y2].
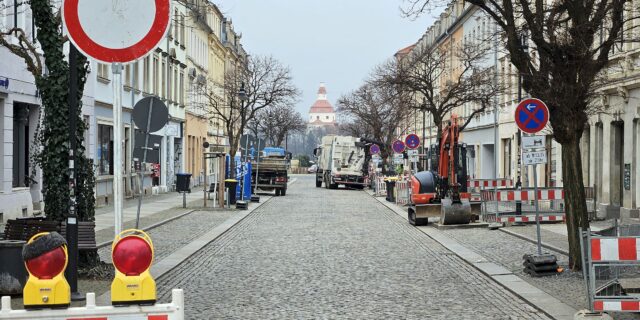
[523, 150, 547, 165]
[522, 135, 545, 150]
[407, 149, 419, 156]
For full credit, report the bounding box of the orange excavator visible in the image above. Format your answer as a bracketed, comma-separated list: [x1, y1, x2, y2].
[408, 115, 477, 225]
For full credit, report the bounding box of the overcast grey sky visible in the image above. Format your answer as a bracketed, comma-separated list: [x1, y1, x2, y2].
[216, 1, 437, 116]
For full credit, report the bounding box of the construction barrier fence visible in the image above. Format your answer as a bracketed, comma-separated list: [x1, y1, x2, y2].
[0, 289, 184, 319]
[374, 176, 386, 197]
[480, 188, 566, 224]
[467, 178, 513, 203]
[395, 179, 411, 206]
[581, 226, 640, 313]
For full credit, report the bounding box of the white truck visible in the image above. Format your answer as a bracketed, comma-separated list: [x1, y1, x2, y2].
[313, 135, 366, 189]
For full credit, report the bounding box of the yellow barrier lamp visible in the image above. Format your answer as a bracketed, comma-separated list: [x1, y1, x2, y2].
[22, 232, 70, 309]
[111, 229, 156, 305]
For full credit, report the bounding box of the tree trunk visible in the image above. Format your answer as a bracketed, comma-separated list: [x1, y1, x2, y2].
[561, 136, 589, 270]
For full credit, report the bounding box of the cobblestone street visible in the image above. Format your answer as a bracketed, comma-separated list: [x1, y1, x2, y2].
[156, 176, 551, 319]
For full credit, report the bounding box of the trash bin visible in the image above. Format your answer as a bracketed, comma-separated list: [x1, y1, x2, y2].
[0, 240, 27, 295]
[385, 180, 397, 202]
[176, 173, 192, 192]
[225, 179, 238, 205]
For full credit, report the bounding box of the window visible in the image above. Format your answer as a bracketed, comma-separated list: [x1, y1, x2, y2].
[174, 68, 178, 102]
[326, 116, 329, 120]
[502, 138, 511, 178]
[180, 14, 185, 44]
[162, 58, 166, 98]
[168, 65, 173, 101]
[153, 55, 159, 94]
[173, 9, 178, 40]
[97, 124, 113, 175]
[179, 70, 185, 105]
[132, 62, 139, 90]
[316, 116, 319, 120]
[124, 64, 131, 87]
[97, 63, 109, 79]
[143, 57, 150, 92]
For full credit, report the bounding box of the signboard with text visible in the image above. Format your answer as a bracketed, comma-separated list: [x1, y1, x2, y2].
[523, 150, 547, 165]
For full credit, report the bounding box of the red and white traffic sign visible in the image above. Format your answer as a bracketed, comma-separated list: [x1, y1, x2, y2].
[405, 134, 420, 150]
[63, 0, 171, 63]
[515, 98, 549, 134]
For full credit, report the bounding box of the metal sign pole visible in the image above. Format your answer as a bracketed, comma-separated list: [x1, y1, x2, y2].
[66, 44, 82, 301]
[112, 63, 124, 236]
[136, 98, 154, 229]
[533, 162, 542, 255]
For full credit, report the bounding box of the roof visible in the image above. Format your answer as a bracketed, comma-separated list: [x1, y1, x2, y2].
[394, 44, 416, 59]
[310, 99, 335, 113]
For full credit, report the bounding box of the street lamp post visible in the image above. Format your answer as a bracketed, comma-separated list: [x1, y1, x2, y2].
[238, 83, 248, 201]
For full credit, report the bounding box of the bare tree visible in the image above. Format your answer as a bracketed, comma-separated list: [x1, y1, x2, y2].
[337, 63, 413, 170]
[248, 104, 306, 147]
[193, 55, 300, 176]
[389, 39, 503, 141]
[402, 0, 639, 269]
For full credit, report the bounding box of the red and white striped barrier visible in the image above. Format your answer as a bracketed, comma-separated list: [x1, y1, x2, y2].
[593, 300, 640, 312]
[481, 189, 564, 201]
[467, 179, 513, 189]
[395, 180, 411, 205]
[590, 237, 640, 262]
[486, 214, 565, 223]
[374, 176, 387, 197]
[0, 289, 184, 320]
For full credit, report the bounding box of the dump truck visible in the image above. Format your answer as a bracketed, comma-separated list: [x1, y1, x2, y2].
[408, 115, 480, 225]
[313, 135, 366, 189]
[252, 147, 290, 196]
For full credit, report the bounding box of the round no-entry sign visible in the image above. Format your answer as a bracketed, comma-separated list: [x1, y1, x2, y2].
[515, 98, 549, 134]
[369, 144, 381, 155]
[405, 134, 420, 150]
[63, 0, 171, 63]
[392, 140, 406, 154]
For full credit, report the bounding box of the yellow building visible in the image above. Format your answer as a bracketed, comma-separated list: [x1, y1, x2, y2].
[184, 0, 212, 186]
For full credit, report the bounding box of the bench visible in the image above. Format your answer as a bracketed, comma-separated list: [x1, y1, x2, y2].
[3, 218, 96, 251]
[2, 217, 59, 241]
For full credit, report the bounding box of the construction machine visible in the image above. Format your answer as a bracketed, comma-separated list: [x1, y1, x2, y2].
[408, 116, 477, 225]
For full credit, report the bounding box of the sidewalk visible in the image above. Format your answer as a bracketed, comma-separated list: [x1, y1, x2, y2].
[368, 192, 578, 319]
[94, 191, 203, 232]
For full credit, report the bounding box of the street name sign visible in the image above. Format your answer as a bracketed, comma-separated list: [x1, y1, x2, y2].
[515, 98, 549, 134]
[63, 0, 171, 63]
[523, 150, 547, 165]
[405, 134, 420, 150]
[392, 140, 406, 154]
[522, 135, 545, 150]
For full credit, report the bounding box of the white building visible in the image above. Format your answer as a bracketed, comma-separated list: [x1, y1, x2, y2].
[308, 83, 337, 128]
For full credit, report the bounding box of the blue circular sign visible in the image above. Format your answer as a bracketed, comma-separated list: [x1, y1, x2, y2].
[370, 144, 380, 155]
[392, 140, 406, 154]
[515, 98, 549, 134]
[405, 134, 420, 150]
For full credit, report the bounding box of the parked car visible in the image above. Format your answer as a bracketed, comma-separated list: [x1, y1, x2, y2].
[307, 164, 318, 173]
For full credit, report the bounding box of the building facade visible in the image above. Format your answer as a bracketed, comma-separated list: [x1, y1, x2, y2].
[399, 0, 640, 219]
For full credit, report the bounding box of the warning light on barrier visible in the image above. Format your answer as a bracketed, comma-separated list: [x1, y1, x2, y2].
[22, 232, 71, 309]
[111, 229, 156, 305]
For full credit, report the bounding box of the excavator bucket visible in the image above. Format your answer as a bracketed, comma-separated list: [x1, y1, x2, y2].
[440, 198, 472, 225]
